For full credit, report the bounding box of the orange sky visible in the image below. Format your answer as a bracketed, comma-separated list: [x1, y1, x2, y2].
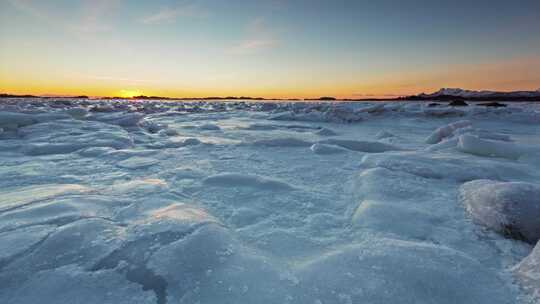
[2, 54, 539, 99]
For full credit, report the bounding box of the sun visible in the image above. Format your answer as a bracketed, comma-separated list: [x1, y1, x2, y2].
[118, 89, 143, 98]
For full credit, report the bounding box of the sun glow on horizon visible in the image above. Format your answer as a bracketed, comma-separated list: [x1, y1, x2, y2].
[118, 89, 143, 98]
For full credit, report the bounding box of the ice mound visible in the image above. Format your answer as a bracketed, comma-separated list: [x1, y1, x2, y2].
[319, 139, 403, 153]
[0, 225, 56, 263]
[90, 112, 144, 127]
[203, 173, 294, 191]
[0, 196, 120, 230]
[0, 112, 37, 130]
[139, 119, 169, 133]
[0, 111, 71, 131]
[514, 242, 540, 301]
[78, 146, 116, 157]
[425, 120, 472, 144]
[107, 179, 168, 196]
[375, 130, 394, 139]
[352, 200, 442, 240]
[270, 106, 363, 123]
[149, 225, 293, 304]
[295, 238, 514, 304]
[422, 107, 466, 117]
[4, 265, 156, 304]
[360, 152, 520, 181]
[315, 127, 337, 136]
[198, 123, 221, 130]
[1, 218, 125, 292]
[117, 157, 159, 169]
[0, 184, 89, 212]
[457, 134, 525, 159]
[19, 120, 133, 155]
[242, 123, 278, 131]
[252, 137, 313, 147]
[460, 180, 540, 243]
[310, 143, 347, 154]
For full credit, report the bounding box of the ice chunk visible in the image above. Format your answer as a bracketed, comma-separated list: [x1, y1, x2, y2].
[319, 139, 403, 153]
[425, 120, 471, 144]
[457, 134, 525, 159]
[252, 137, 313, 147]
[203, 173, 294, 191]
[243, 123, 278, 131]
[199, 123, 221, 130]
[513, 242, 540, 301]
[375, 130, 394, 139]
[361, 152, 526, 181]
[78, 146, 116, 157]
[310, 143, 347, 154]
[460, 180, 540, 243]
[107, 179, 168, 195]
[315, 127, 337, 136]
[117, 157, 158, 169]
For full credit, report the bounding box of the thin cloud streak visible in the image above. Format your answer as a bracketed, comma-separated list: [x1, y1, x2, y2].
[7, 0, 121, 35]
[71, 0, 121, 34]
[228, 17, 280, 54]
[84, 75, 159, 85]
[141, 4, 206, 25]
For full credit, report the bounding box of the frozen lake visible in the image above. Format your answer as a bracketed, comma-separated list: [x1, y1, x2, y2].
[0, 98, 539, 304]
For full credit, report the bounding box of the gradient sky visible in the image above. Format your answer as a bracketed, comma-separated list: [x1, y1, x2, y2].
[1, 0, 540, 99]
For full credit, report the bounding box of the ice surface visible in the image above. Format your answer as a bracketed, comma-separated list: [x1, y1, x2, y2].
[1, 98, 539, 303]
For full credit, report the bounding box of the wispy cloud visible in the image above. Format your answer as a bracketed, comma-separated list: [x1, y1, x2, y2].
[229, 17, 279, 54]
[7, 0, 121, 35]
[84, 75, 158, 85]
[141, 4, 206, 25]
[72, 0, 121, 34]
[7, 0, 58, 25]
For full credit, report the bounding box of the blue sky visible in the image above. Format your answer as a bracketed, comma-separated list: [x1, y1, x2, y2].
[1, 0, 539, 98]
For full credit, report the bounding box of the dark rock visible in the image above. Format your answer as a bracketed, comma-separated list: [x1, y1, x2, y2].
[427, 103, 441, 107]
[478, 102, 507, 108]
[448, 100, 468, 107]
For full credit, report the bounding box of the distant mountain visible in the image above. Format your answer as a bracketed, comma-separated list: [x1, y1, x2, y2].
[405, 88, 540, 101]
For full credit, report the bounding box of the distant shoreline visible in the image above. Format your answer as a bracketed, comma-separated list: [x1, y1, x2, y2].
[1, 92, 539, 102]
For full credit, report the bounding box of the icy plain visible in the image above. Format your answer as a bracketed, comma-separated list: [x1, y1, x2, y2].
[0, 98, 539, 304]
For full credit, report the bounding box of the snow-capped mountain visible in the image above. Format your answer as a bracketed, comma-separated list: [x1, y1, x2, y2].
[412, 88, 540, 101]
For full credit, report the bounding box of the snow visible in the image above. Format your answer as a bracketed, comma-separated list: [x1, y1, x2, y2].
[1, 98, 540, 303]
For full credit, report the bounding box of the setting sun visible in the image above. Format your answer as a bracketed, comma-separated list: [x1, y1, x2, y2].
[118, 90, 143, 98]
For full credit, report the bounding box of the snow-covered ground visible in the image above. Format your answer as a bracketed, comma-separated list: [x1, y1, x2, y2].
[1, 98, 539, 304]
